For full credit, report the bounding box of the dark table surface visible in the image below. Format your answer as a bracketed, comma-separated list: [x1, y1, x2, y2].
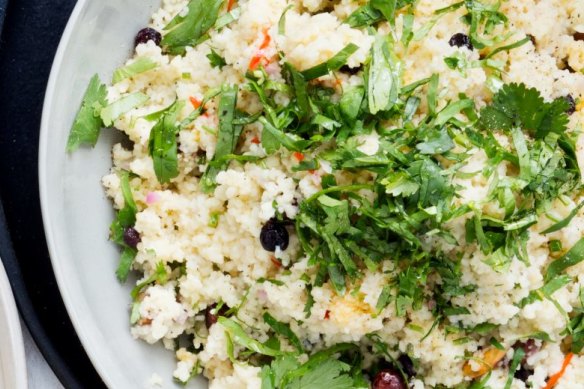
[0, 1, 106, 387]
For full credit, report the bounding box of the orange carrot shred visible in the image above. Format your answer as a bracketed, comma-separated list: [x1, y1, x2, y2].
[189, 97, 202, 109]
[251, 136, 260, 144]
[248, 54, 265, 70]
[293, 152, 305, 162]
[270, 256, 282, 268]
[259, 27, 271, 50]
[227, 0, 236, 11]
[248, 27, 272, 70]
[543, 353, 574, 389]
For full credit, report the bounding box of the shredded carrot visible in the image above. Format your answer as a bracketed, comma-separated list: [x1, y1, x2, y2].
[543, 353, 574, 389]
[248, 54, 265, 71]
[293, 152, 305, 162]
[251, 136, 260, 144]
[259, 27, 271, 50]
[189, 97, 202, 109]
[270, 256, 282, 268]
[227, 0, 236, 11]
[248, 27, 272, 70]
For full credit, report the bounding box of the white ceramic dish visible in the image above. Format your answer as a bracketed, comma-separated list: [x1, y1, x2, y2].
[0, 259, 27, 389]
[39, 1, 205, 387]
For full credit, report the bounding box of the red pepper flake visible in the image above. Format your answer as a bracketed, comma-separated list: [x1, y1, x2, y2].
[227, 0, 236, 11]
[324, 310, 331, 320]
[189, 97, 202, 109]
[251, 136, 261, 144]
[293, 152, 305, 162]
[270, 256, 282, 268]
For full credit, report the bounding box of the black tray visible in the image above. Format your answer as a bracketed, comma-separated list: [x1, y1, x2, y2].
[0, 1, 105, 388]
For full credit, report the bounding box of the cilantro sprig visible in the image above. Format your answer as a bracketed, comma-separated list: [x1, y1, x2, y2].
[147, 101, 185, 184]
[109, 170, 139, 282]
[200, 85, 241, 192]
[161, 0, 224, 55]
[66, 74, 107, 152]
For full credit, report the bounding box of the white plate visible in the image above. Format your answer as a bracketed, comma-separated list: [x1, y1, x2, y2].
[39, 1, 205, 388]
[0, 259, 27, 389]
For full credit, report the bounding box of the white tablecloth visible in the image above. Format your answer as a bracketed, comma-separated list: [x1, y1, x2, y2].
[22, 322, 64, 389]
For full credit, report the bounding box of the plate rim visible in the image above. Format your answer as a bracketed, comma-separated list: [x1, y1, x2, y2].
[39, 2, 185, 387]
[0, 258, 28, 389]
[37, 0, 116, 387]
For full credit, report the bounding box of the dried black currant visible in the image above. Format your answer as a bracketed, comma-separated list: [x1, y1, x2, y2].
[260, 218, 289, 252]
[372, 369, 407, 389]
[397, 354, 416, 377]
[564, 94, 576, 115]
[449, 33, 474, 50]
[514, 367, 534, 382]
[123, 227, 141, 248]
[135, 27, 162, 47]
[205, 304, 229, 329]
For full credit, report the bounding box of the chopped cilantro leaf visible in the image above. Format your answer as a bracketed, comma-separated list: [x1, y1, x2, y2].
[344, 5, 382, 28]
[286, 359, 353, 389]
[112, 57, 158, 84]
[462, 0, 509, 50]
[161, 0, 223, 55]
[545, 238, 584, 282]
[218, 317, 282, 356]
[101, 92, 150, 127]
[518, 274, 571, 308]
[116, 247, 138, 282]
[368, 35, 401, 114]
[370, 0, 398, 24]
[66, 74, 107, 152]
[201, 85, 241, 192]
[263, 312, 304, 353]
[543, 201, 584, 234]
[110, 170, 139, 282]
[567, 288, 584, 353]
[479, 83, 569, 138]
[130, 262, 168, 300]
[215, 7, 240, 30]
[301, 44, 359, 81]
[206, 48, 227, 69]
[504, 347, 525, 389]
[278, 5, 294, 35]
[148, 101, 184, 184]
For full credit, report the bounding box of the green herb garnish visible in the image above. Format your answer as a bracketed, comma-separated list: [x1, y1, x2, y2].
[368, 35, 401, 114]
[162, 0, 224, 55]
[207, 48, 227, 69]
[101, 92, 150, 127]
[200, 85, 241, 192]
[110, 170, 139, 282]
[148, 101, 184, 184]
[112, 57, 158, 84]
[301, 44, 359, 81]
[66, 74, 107, 151]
